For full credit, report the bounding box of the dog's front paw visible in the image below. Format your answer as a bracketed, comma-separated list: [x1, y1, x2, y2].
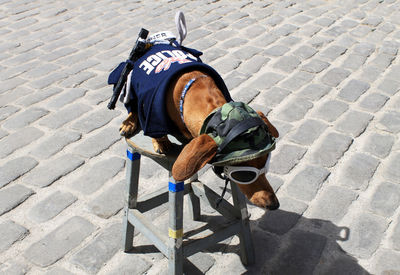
[120, 113, 138, 138]
[152, 136, 172, 154]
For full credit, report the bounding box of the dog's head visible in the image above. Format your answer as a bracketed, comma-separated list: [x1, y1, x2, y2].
[172, 109, 280, 210]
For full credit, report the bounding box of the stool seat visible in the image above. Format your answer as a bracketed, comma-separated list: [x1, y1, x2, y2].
[123, 134, 255, 275]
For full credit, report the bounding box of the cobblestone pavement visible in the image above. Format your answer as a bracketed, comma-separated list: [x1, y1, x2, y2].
[1, 0, 400, 274]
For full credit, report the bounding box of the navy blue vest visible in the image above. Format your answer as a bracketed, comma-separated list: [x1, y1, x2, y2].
[108, 43, 232, 138]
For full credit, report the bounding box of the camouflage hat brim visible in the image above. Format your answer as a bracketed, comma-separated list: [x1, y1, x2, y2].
[199, 102, 276, 166]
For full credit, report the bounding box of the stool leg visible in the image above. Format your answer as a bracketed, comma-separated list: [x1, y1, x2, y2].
[123, 148, 141, 252]
[230, 181, 255, 266]
[187, 173, 201, 221]
[168, 174, 184, 275]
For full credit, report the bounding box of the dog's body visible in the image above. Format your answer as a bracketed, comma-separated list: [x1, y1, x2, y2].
[119, 63, 280, 209]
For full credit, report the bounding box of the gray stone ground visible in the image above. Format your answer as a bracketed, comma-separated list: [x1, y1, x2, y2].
[1, 0, 400, 274]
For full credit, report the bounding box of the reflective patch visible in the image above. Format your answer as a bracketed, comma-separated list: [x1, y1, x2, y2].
[169, 181, 184, 192]
[169, 228, 183, 239]
[127, 150, 141, 161]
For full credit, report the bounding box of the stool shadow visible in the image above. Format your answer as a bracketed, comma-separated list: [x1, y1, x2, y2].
[125, 209, 369, 275]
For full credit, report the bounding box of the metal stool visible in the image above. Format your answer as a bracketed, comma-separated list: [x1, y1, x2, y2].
[123, 136, 255, 275]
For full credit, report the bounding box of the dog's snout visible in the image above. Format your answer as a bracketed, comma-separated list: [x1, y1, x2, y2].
[266, 200, 280, 210]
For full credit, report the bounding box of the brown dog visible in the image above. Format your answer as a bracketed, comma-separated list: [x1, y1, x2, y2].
[120, 70, 280, 210]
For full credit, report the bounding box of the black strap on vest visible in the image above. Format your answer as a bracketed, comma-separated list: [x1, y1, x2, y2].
[217, 117, 265, 153]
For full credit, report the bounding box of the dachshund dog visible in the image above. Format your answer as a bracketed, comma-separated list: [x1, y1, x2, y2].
[118, 66, 280, 210]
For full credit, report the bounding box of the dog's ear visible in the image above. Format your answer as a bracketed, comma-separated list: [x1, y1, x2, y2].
[257, 111, 279, 138]
[172, 134, 218, 181]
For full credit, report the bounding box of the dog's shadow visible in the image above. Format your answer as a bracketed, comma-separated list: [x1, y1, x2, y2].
[201, 208, 369, 275]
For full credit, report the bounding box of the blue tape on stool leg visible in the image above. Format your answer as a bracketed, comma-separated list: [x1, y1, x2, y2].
[169, 181, 184, 192]
[127, 150, 141, 161]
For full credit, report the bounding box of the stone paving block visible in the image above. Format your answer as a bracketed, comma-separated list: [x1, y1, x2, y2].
[321, 67, 351, 87]
[350, 25, 373, 38]
[371, 53, 395, 70]
[377, 111, 400, 133]
[44, 267, 74, 275]
[370, 249, 400, 274]
[237, 55, 269, 75]
[29, 191, 77, 223]
[315, 17, 335, 27]
[72, 128, 121, 158]
[0, 220, 29, 253]
[309, 35, 334, 49]
[0, 77, 25, 94]
[0, 105, 19, 121]
[221, 37, 248, 49]
[71, 157, 125, 194]
[269, 144, 307, 174]
[342, 54, 367, 71]
[258, 197, 308, 235]
[286, 165, 330, 201]
[203, 48, 228, 63]
[353, 42, 376, 56]
[383, 152, 400, 184]
[71, 223, 121, 274]
[225, 71, 251, 92]
[390, 218, 400, 251]
[29, 72, 68, 90]
[185, 253, 216, 274]
[300, 59, 330, 73]
[325, 26, 347, 37]
[289, 119, 328, 146]
[278, 97, 313, 122]
[24, 216, 96, 267]
[307, 186, 357, 222]
[24, 154, 84, 188]
[363, 132, 394, 158]
[0, 260, 30, 275]
[378, 78, 400, 95]
[0, 184, 34, 215]
[232, 45, 263, 60]
[264, 45, 290, 56]
[319, 45, 347, 61]
[273, 55, 301, 72]
[359, 92, 389, 112]
[212, 57, 241, 75]
[107, 254, 152, 275]
[339, 213, 389, 259]
[311, 132, 353, 168]
[337, 153, 379, 190]
[338, 79, 370, 102]
[367, 181, 400, 218]
[30, 130, 81, 159]
[0, 156, 38, 188]
[2, 107, 49, 130]
[335, 110, 373, 137]
[39, 103, 92, 129]
[252, 87, 290, 107]
[280, 71, 314, 91]
[88, 179, 124, 218]
[230, 86, 259, 104]
[0, 128, 7, 140]
[253, 34, 279, 48]
[313, 99, 348, 122]
[71, 109, 120, 134]
[280, 36, 302, 47]
[15, 87, 61, 107]
[251, 72, 284, 90]
[298, 83, 331, 101]
[360, 66, 383, 83]
[46, 88, 87, 109]
[267, 230, 327, 275]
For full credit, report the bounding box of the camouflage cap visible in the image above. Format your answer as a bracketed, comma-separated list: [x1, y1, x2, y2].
[199, 102, 276, 166]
